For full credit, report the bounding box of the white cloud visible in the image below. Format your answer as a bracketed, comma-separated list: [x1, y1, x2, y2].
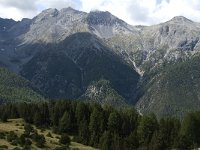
[150, 0, 200, 24]
[0, 0, 200, 25]
[79, 0, 200, 25]
[0, 0, 38, 20]
[36, 0, 81, 11]
[0, 0, 80, 20]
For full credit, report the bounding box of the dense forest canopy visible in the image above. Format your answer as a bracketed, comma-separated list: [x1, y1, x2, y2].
[0, 100, 200, 150]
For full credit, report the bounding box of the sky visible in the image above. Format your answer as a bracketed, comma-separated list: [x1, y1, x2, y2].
[0, 0, 200, 25]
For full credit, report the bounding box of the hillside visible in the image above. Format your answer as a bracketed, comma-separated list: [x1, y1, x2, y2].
[0, 118, 97, 150]
[136, 55, 200, 118]
[20, 32, 139, 104]
[0, 68, 45, 104]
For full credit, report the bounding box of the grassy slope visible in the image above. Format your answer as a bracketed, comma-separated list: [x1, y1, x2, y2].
[0, 118, 97, 150]
[0, 68, 45, 103]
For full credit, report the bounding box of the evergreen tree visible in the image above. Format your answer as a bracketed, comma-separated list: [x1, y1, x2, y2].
[36, 134, 46, 148]
[24, 124, 34, 137]
[124, 131, 139, 150]
[89, 106, 106, 147]
[149, 118, 180, 150]
[78, 120, 90, 145]
[59, 111, 72, 133]
[18, 134, 26, 146]
[108, 111, 121, 134]
[179, 112, 200, 149]
[59, 133, 71, 145]
[40, 103, 50, 126]
[9, 104, 19, 118]
[75, 102, 90, 124]
[120, 108, 138, 138]
[34, 111, 43, 127]
[137, 114, 158, 149]
[99, 131, 112, 150]
[111, 133, 123, 150]
[1, 112, 8, 122]
[51, 103, 61, 126]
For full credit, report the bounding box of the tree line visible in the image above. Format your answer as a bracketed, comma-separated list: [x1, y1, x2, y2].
[0, 100, 200, 150]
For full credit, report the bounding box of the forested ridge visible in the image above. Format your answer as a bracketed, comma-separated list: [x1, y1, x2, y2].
[0, 68, 45, 104]
[0, 100, 200, 150]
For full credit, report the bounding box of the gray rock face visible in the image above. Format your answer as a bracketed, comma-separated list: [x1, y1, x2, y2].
[87, 11, 137, 38]
[20, 8, 87, 44]
[82, 79, 127, 108]
[141, 16, 200, 51]
[17, 8, 137, 44]
[0, 7, 140, 73]
[1, 8, 200, 74]
[105, 16, 200, 76]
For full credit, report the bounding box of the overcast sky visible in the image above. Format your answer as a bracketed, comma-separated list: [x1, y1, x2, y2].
[0, 0, 200, 25]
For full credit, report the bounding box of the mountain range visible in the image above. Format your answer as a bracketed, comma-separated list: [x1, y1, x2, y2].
[1, 7, 200, 118]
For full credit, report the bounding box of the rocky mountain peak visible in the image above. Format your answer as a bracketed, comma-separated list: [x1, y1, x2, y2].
[0, 18, 16, 29]
[86, 10, 136, 38]
[21, 18, 31, 22]
[34, 8, 59, 21]
[89, 10, 112, 17]
[87, 10, 119, 26]
[168, 16, 193, 24]
[60, 7, 79, 13]
[41, 8, 59, 14]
